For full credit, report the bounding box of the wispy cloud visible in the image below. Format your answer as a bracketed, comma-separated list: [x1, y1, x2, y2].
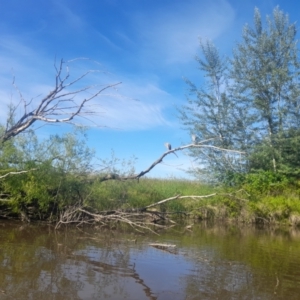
[0, 41, 173, 131]
[0, 37, 51, 120]
[132, 0, 235, 65]
[0, 1, 233, 134]
[51, 1, 86, 31]
[93, 30, 123, 52]
[77, 78, 175, 130]
[0, 37, 36, 58]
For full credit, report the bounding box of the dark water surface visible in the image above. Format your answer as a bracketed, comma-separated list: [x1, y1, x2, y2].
[0, 221, 300, 300]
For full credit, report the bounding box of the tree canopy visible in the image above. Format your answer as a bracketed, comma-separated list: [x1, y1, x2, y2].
[180, 7, 300, 183]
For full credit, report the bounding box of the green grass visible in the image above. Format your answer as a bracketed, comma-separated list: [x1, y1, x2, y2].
[248, 193, 300, 225]
[86, 176, 300, 227]
[3, 168, 300, 227]
[87, 177, 215, 212]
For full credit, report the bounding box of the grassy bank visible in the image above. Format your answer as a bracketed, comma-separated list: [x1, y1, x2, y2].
[87, 177, 214, 212]
[2, 171, 300, 227]
[86, 176, 300, 227]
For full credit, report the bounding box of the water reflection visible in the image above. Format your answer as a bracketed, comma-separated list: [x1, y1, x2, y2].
[0, 221, 300, 299]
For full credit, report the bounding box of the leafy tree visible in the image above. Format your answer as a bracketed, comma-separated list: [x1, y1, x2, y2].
[0, 59, 120, 219]
[181, 7, 300, 182]
[179, 41, 249, 182]
[249, 128, 300, 177]
[231, 7, 300, 173]
[0, 128, 95, 219]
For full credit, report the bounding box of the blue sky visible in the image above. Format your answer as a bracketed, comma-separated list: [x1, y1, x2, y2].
[0, 0, 299, 178]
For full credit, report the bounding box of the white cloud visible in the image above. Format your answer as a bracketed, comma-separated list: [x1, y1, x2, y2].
[0, 37, 35, 58]
[133, 0, 235, 65]
[0, 42, 174, 131]
[93, 31, 122, 51]
[97, 99, 168, 130]
[52, 1, 86, 31]
[83, 79, 174, 130]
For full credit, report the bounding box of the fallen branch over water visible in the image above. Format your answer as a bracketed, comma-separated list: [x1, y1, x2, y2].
[55, 202, 169, 234]
[54, 192, 218, 232]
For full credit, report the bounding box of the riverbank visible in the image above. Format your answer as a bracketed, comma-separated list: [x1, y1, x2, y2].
[88, 176, 300, 228]
[103, 178, 300, 227]
[1, 176, 300, 228]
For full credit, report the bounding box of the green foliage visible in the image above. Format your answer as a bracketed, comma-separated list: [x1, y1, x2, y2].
[0, 128, 95, 218]
[232, 7, 300, 174]
[179, 40, 247, 181]
[98, 150, 137, 177]
[2, 7, 300, 226]
[276, 129, 300, 177]
[88, 178, 213, 212]
[242, 171, 289, 197]
[247, 129, 300, 178]
[249, 196, 300, 224]
[180, 7, 300, 183]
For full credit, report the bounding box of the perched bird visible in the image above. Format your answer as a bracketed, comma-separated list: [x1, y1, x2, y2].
[164, 142, 172, 150]
[164, 142, 178, 157]
[191, 134, 199, 144]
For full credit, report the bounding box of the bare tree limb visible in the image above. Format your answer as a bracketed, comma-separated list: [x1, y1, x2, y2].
[144, 193, 217, 210]
[97, 142, 245, 182]
[55, 204, 166, 234]
[53, 192, 219, 232]
[1, 59, 121, 143]
[0, 169, 36, 179]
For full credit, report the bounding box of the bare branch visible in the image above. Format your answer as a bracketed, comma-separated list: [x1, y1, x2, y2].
[54, 192, 219, 232]
[55, 204, 165, 234]
[0, 169, 36, 179]
[1, 59, 121, 143]
[144, 193, 217, 210]
[97, 142, 245, 182]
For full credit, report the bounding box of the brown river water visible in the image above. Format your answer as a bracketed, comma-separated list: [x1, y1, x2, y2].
[0, 220, 300, 300]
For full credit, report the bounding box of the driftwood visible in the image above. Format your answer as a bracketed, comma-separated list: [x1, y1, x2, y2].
[149, 243, 176, 249]
[55, 202, 168, 234]
[54, 189, 250, 232]
[149, 243, 177, 254]
[54, 192, 218, 232]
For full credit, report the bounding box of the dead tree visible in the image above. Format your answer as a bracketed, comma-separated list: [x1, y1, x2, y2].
[1, 59, 121, 143]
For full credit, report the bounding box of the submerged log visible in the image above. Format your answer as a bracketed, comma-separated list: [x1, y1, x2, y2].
[149, 243, 176, 252]
[149, 243, 177, 254]
[149, 243, 176, 247]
